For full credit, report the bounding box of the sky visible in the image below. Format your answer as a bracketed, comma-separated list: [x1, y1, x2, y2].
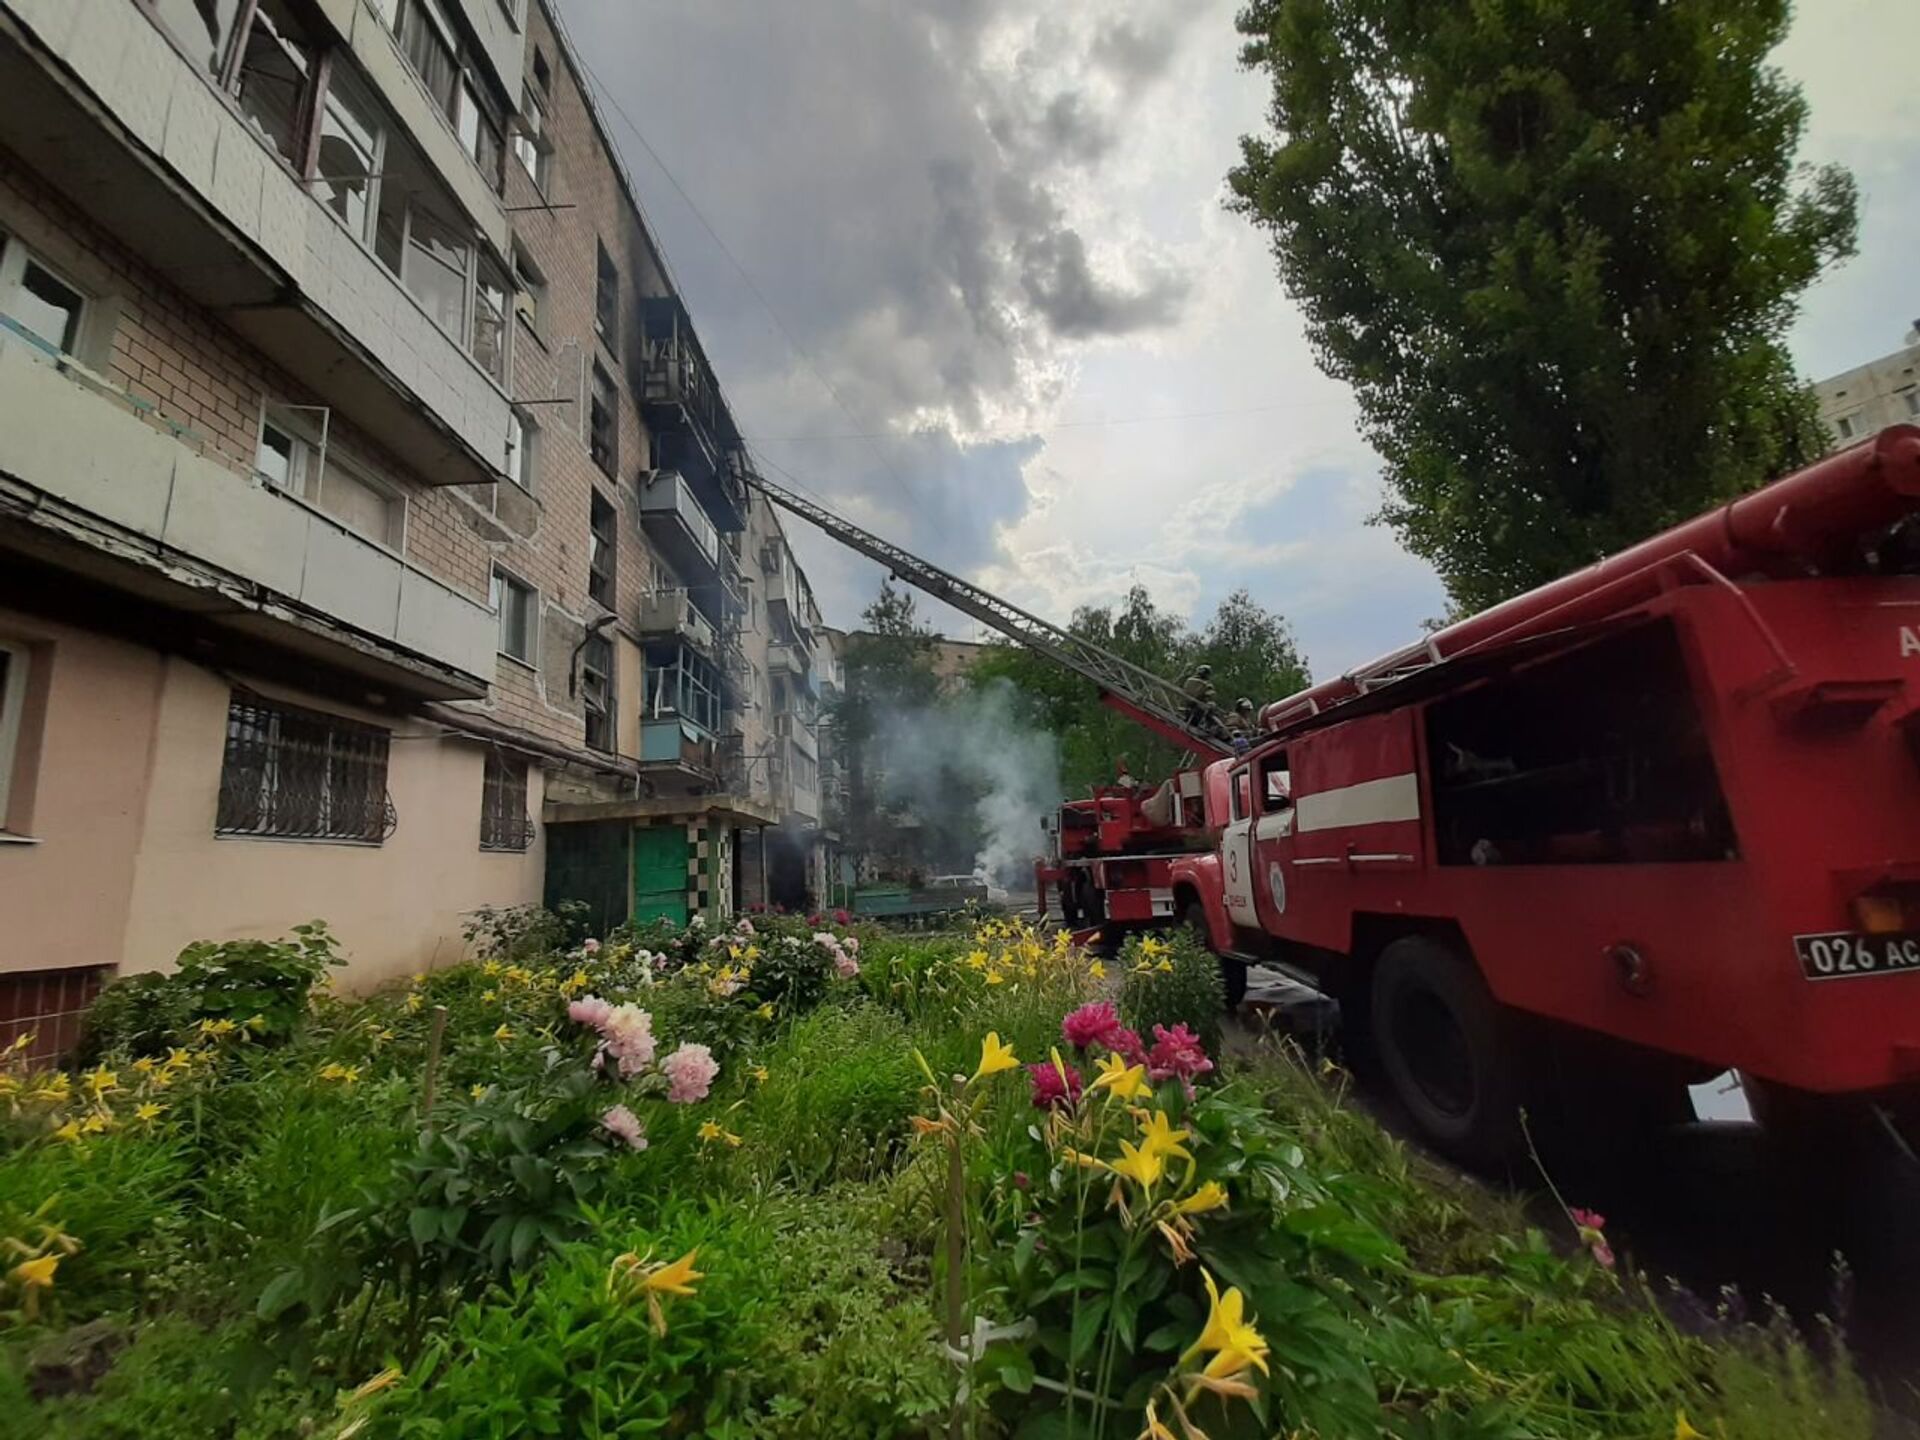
[555, 0, 1920, 685]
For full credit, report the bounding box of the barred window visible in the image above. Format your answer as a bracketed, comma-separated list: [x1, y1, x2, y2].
[480, 751, 533, 851]
[216, 694, 394, 844]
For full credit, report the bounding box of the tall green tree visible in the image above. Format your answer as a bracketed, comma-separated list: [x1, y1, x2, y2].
[1229, 0, 1858, 612]
[969, 586, 1310, 794]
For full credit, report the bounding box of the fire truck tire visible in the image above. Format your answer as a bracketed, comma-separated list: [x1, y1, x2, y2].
[1371, 937, 1520, 1166]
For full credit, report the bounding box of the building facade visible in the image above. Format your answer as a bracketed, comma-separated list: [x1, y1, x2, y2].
[0, 0, 825, 1045]
[1813, 322, 1920, 450]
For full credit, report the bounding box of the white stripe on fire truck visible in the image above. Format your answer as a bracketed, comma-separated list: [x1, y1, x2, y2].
[1294, 772, 1420, 834]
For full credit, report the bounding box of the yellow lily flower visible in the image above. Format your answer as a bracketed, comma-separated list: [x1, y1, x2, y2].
[493, 1024, 514, 1044]
[245, 1013, 269, 1033]
[1156, 959, 1174, 974]
[83, 1066, 118, 1098]
[10, 1253, 58, 1290]
[1136, 1110, 1193, 1168]
[985, 971, 1006, 986]
[470, 1084, 490, 1101]
[8, 1032, 33, 1051]
[78, 1113, 110, 1135]
[1674, 1415, 1709, 1440]
[1109, 1138, 1166, 1191]
[481, 960, 503, 977]
[1140, 1398, 1178, 1440]
[750, 1065, 770, 1084]
[1183, 1269, 1269, 1380]
[1091, 1052, 1151, 1103]
[697, 1120, 724, 1143]
[969, 1032, 1020, 1084]
[1088, 960, 1108, 980]
[1169, 1181, 1229, 1218]
[405, 992, 424, 1013]
[49, 1120, 82, 1144]
[347, 1367, 403, 1402]
[198, 1018, 238, 1038]
[1139, 936, 1169, 960]
[609, 1247, 706, 1336]
[481, 989, 498, 1004]
[965, 950, 990, 971]
[754, 1002, 775, 1020]
[134, 1101, 166, 1123]
[130, 1056, 157, 1075]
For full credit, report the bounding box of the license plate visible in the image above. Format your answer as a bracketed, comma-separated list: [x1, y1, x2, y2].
[1795, 931, 1920, 981]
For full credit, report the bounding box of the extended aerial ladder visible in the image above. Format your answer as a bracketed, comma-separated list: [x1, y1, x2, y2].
[744, 471, 1233, 763]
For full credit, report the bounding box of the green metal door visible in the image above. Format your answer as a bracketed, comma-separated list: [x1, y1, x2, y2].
[632, 825, 689, 925]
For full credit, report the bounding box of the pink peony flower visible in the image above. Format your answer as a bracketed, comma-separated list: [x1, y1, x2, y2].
[735, 917, 756, 936]
[1028, 1058, 1084, 1111]
[842, 935, 859, 954]
[1146, 1023, 1213, 1083]
[833, 908, 852, 926]
[600, 1103, 647, 1151]
[568, 995, 613, 1029]
[1570, 1208, 1616, 1269]
[1062, 1001, 1122, 1051]
[662, 1042, 719, 1103]
[582, 938, 601, 955]
[834, 953, 861, 980]
[602, 1003, 657, 1076]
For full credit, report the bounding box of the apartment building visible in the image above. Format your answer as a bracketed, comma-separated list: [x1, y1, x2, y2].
[1813, 321, 1920, 450]
[0, 0, 826, 1044]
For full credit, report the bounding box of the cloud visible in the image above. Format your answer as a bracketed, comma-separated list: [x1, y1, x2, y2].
[556, 0, 1917, 683]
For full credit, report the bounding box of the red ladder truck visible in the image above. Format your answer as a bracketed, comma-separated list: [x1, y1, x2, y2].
[750, 425, 1920, 1162]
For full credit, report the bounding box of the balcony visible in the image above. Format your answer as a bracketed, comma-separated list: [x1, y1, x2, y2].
[638, 297, 747, 532]
[0, 327, 494, 696]
[763, 548, 818, 644]
[636, 589, 717, 654]
[766, 641, 811, 679]
[0, 0, 509, 489]
[639, 471, 721, 585]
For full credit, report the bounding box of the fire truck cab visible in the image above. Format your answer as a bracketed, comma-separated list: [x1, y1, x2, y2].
[1185, 427, 1920, 1161]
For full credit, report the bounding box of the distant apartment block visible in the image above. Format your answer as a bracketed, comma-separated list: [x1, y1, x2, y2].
[1813, 321, 1920, 450]
[0, 0, 828, 1044]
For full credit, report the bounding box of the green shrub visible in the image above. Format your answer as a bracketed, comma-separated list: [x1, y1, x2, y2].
[462, 901, 588, 964]
[74, 975, 191, 1064]
[1117, 929, 1223, 1059]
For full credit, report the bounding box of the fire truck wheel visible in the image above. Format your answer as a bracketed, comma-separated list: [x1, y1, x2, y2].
[1371, 937, 1520, 1166]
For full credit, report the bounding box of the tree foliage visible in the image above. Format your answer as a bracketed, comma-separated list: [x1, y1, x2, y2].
[968, 585, 1309, 795]
[829, 582, 941, 859]
[1229, 0, 1858, 612]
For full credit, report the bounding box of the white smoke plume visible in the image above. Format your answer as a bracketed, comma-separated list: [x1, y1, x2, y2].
[873, 679, 1061, 885]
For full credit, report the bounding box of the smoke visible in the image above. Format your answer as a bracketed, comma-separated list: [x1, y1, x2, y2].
[873, 679, 1061, 885]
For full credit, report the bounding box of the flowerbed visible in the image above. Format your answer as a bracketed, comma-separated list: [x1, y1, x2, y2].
[0, 916, 1877, 1438]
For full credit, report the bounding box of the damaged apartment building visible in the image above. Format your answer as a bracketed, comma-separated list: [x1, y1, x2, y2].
[0, 0, 829, 1043]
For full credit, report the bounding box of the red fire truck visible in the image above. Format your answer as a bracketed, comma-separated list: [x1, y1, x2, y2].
[750, 425, 1920, 1160]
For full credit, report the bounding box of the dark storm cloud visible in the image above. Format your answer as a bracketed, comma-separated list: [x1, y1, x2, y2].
[555, 0, 1202, 611]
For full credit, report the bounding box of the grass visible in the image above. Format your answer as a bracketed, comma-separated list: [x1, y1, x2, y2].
[0, 915, 1895, 1438]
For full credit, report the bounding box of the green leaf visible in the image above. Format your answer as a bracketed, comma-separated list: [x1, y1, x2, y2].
[409, 1206, 444, 1249]
[256, 1269, 305, 1322]
[1068, 1296, 1110, 1364]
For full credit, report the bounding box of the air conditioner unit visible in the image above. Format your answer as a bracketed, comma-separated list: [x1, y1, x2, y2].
[514, 289, 538, 325]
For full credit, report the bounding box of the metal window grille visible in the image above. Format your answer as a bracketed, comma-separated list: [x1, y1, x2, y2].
[0, 965, 108, 1064]
[480, 751, 535, 851]
[216, 694, 396, 843]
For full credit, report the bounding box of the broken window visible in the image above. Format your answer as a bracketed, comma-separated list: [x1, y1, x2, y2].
[588, 491, 617, 608]
[1425, 619, 1735, 866]
[581, 634, 613, 752]
[589, 363, 619, 476]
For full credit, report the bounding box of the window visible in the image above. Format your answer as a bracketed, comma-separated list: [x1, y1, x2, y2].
[1259, 752, 1291, 810]
[1903, 389, 1919, 418]
[255, 406, 406, 549]
[532, 47, 551, 94]
[589, 363, 619, 476]
[472, 255, 509, 384]
[0, 641, 28, 830]
[141, 0, 246, 77]
[397, 0, 459, 114]
[1230, 769, 1250, 822]
[504, 408, 536, 491]
[512, 245, 546, 335]
[492, 568, 537, 664]
[581, 634, 613, 752]
[231, 0, 316, 167]
[0, 242, 86, 357]
[480, 751, 533, 851]
[315, 66, 385, 241]
[457, 79, 505, 188]
[216, 693, 393, 844]
[1835, 412, 1868, 441]
[512, 91, 552, 191]
[589, 491, 617, 608]
[595, 241, 619, 345]
[403, 203, 471, 340]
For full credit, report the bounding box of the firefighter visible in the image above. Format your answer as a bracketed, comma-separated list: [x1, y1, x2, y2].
[1180, 664, 1216, 728]
[1228, 697, 1256, 753]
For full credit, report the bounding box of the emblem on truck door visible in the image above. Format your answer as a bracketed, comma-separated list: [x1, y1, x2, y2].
[1268, 861, 1287, 914]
